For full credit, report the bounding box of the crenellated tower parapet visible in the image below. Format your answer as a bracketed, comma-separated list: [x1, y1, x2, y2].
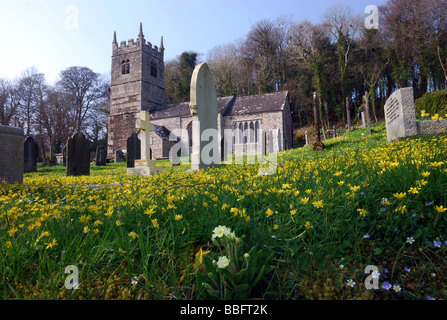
[108, 23, 166, 159]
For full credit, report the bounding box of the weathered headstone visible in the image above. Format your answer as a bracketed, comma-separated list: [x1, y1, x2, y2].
[62, 145, 67, 167]
[346, 97, 352, 132]
[126, 132, 141, 168]
[115, 150, 125, 163]
[66, 132, 90, 176]
[127, 111, 162, 176]
[95, 145, 107, 166]
[189, 62, 219, 171]
[24, 136, 38, 173]
[305, 131, 309, 145]
[0, 125, 24, 184]
[384, 87, 418, 142]
[361, 112, 366, 128]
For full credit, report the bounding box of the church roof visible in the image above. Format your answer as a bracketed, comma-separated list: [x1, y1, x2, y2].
[149, 91, 288, 120]
[223, 91, 289, 116]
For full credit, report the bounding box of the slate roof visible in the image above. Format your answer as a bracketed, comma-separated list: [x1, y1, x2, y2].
[149, 91, 288, 140]
[149, 91, 288, 120]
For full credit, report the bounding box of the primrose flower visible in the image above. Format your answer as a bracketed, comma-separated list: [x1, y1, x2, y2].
[212, 225, 231, 239]
[216, 256, 230, 269]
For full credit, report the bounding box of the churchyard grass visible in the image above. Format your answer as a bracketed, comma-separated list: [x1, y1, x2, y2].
[1, 123, 447, 300]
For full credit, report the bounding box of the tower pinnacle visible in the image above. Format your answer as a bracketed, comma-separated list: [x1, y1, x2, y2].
[113, 31, 117, 44]
[139, 22, 144, 38]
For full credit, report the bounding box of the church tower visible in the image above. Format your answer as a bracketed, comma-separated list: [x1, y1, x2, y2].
[108, 23, 165, 159]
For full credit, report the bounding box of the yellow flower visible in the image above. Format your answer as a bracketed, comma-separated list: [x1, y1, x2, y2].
[175, 214, 183, 221]
[221, 203, 229, 210]
[305, 189, 312, 195]
[408, 187, 419, 194]
[6, 241, 12, 248]
[195, 248, 210, 264]
[94, 228, 99, 234]
[312, 200, 324, 209]
[337, 181, 345, 186]
[8, 227, 18, 237]
[334, 171, 343, 177]
[144, 206, 157, 216]
[128, 231, 138, 239]
[421, 172, 431, 178]
[357, 209, 368, 217]
[350, 185, 361, 192]
[282, 184, 291, 189]
[45, 239, 57, 249]
[83, 226, 89, 233]
[202, 202, 208, 208]
[266, 208, 274, 217]
[230, 207, 239, 216]
[300, 197, 309, 205]
[167, 203, 177, 210]
[40, 231, 50, 238]
[245, 215, 251, 222]
[290, 209, 297, 216]
[115, 220, 121, 227]
[305, 221, 313, 230]
[434, 206, 447, 213]
[273, 224, 279, 230]
[393, 192, 407, 200]
[152, 219, 159, 228]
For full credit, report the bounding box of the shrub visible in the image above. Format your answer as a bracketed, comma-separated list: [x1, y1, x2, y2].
[415, 90, 447, 119]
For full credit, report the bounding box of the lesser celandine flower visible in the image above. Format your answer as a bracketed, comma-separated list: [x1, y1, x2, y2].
[266, 208, 274, 217]
[434, 205, 447, 213]
[300, 197, 309, 205]
[152, 219, 159, 228]
[313, 200, 324, 209]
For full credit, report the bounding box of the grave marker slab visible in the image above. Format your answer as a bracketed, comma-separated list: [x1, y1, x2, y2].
[126, 132, 141, 168]
[115, 150, 125, 163]
[66, 132, 90, 176]
[189, 63, 219, 171]
[0, 125, 24, 184]
[384, 87, 418, 142]
[96, 145, 107, 166]
[24, 136, 38, 173]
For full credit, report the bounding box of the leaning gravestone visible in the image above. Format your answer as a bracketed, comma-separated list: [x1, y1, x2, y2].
[24, 136, 38, 173]
[0, 125, 24, 184]
[189, 62, 219, 171]
[384, 87, 418, 142]
[126, 132, 141, 168]
[95, 145, 107, 166]
[66, 132, 90, 176]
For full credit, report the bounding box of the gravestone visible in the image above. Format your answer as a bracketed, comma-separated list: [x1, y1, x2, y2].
[62, 145, 67, 167]
[115, 150, 125, 163]
[24, 136, 38, 173]
[189, 63, 219, 171]
[0, 125, 24, 184]
[127, 111, 162, 176]
[95, 145, 107, 166]
[126, 132, 141, 168]
[384, 87, 418, 142]
[66, 132, 90, 176]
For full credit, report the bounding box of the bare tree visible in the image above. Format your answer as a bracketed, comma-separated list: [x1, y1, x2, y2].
[0, 79, 21, 126]
[57, 66, 103, 132]
[17, 67, 46, 136]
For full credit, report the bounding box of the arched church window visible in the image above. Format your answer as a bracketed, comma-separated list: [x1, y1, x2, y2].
[122, 59, 130, 75]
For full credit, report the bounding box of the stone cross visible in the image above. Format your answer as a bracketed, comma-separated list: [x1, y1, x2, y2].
[136, 111, 153, 160]
[127, 111, 162, 176]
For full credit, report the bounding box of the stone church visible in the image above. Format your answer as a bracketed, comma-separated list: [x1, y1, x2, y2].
[107, 24, 293, 161]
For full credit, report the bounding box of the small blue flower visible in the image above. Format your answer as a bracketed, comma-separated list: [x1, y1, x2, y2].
[382, 282, 392, 290]
[380, 208, 387, 212]
[427, 296, 436, 300]
[434, 241, 442, 248]
[364, 233, 370, 239]
[426, 202, 433, 206]
[404, 267, 411, 273]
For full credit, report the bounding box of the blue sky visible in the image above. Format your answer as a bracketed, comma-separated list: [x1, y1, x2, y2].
[0, 0, 387, 85]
